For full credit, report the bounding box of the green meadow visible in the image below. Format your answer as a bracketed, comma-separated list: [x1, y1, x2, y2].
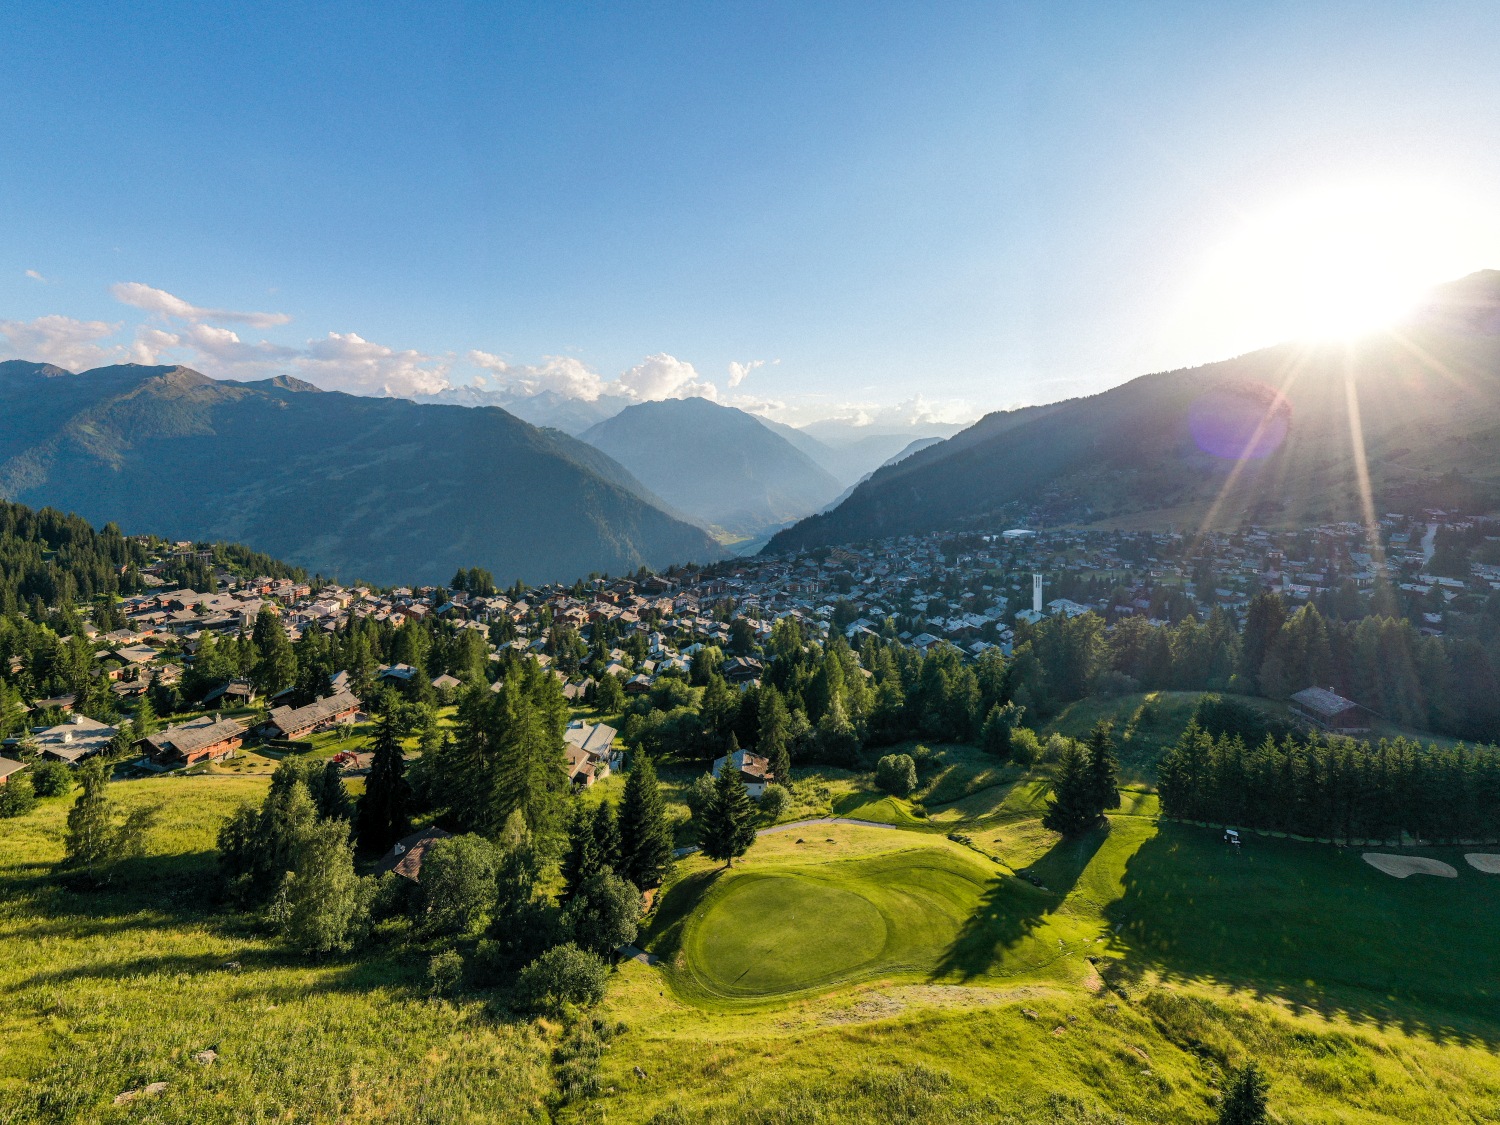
[5, 704, 1500, 1123]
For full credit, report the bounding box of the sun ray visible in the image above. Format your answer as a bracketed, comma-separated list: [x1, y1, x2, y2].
[1190, 344, 1309, 545]
[1341, 343, 1387, 575]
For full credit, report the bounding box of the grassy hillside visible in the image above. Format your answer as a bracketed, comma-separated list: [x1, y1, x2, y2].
[0, 362, 723, 586]
[6, 743, 1500, 1123]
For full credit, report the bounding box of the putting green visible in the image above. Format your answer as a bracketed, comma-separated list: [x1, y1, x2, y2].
[672, 844, 1074, 1000]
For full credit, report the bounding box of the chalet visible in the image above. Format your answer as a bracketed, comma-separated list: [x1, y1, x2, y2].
[430, 674, 462, 693]
[1289, 687, 1368, 734]
[721, 656, 764, 685]
[712, 747, 775, 798]
[139, 715, 248, 767]
[378, 825, 452, 882]
[0, 757, 28, 786]
[263, 690, 362, 740]
[202, 679, 256, 707]
[34, 715, 118, 763]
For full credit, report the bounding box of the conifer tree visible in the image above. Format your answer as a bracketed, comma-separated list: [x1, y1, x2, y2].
[757, 685, 793, 787]
[1217, 1063, 1270, 1125]
[251, 608, 297, 698]
[357, 712, 411, 851]
[699, 762, 757, 867]
[63, 758, 152, 883]
[274, 817, 369, 955]
[314, 759, 353, 822]
[591, 799, 621, 874]
[618, 755, 674, 889]
[1085, 721, 1121, 813]
[1042, 741, 1099, 837]
[560, 803, 603, 901]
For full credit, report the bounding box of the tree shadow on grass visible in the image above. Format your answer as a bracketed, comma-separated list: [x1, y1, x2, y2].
[1102, 822, 1500, 1046]
[933, 822, 1110, 981]
[640, 867, 727, 964]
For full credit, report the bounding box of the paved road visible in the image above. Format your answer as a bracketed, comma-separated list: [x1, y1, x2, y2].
[672, 815, 902, 858]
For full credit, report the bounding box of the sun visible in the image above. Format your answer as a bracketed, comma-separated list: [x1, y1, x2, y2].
[1172, 180, 1500, 356]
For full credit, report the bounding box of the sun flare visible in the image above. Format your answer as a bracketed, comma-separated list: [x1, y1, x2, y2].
[1173, 180, 1500, 356]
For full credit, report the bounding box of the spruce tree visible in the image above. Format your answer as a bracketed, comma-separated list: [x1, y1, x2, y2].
[251, 607, 297, 698]
[757, 685, 793, 787]
[1042, 741, 1099, 837]
[1217, 1063, 1269, 1125]
[1085, 721, 1121, 813]
[618, 755, 674, 889]
[560, 803, 603, 901]
[314, 759, 353, 822]
[699, 761, 757, 867]
[591, 800, 621, 873]
[357, 713, 411, 851]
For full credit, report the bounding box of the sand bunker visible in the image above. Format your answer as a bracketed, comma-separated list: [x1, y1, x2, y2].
[1464, 853, 1500, 874]
[1362, 853, 1458, 879]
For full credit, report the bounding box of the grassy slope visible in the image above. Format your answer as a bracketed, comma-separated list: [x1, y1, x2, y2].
[0, 777, 552, 1125]
[7, 717, 1500, 1123]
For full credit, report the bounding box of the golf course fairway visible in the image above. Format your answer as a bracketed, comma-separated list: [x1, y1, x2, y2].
[670, 842, 1077, 1000]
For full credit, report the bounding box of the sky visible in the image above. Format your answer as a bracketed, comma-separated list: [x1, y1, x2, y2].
[4, 1, 1500, 426]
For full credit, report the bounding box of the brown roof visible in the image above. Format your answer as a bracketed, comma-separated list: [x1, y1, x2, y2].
[378, 826, 453, 881]
[267, 690, 362, 736]
[144, 716, 247, 758]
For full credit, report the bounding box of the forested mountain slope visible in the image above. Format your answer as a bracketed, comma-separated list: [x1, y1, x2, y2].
[768, 271, 1500, 552]
[0, 363, 722, 586]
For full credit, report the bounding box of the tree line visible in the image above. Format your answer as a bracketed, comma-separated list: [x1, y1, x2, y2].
[1157, 721, 1500, 843]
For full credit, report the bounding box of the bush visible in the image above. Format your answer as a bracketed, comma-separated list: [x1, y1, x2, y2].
[0, 771, 37, 818]
[516, 943, 609, 1014]
[426, 948, 464, 996]
[758, 783, 790, 819]
[875, 753, 917, 797]
[29, 761, 73, 798]
[563, 869, 642, 955]
[683, 772, 717, 820]
[1009, 727, 1042, 766]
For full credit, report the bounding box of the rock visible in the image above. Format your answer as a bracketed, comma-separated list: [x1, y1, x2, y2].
[796, 838, 805, 844]
[194, 1050, 217, 1065]
[1021, 1008, 1039, 1020]
[1067, 1014, 1079, 1024]
[633, 1066, 648, 1080]
[221, 961, 241, 971]
[113, 1082, 168, 1106]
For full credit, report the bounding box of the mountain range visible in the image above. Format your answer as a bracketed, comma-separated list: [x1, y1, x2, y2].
[0, 361, 722, 586]
[578, 397, 843, 539]
[768, 271, 1500, 553]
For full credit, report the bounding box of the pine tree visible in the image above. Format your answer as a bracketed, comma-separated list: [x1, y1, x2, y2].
[699, 761, 757, 867]
[1042, 741, 1099, 837]
[1217, 1063, 1270, 1125]
[591, 800, 621, 874]
[314, 759, 353, 821]
[357, 713, 411, 851]
[1085, 721, 1121, 813]
[132, 694, 159, 739]
[251, 608, 297, 698]
[618, 755, 674, 889]
[560, 803, 603, 901]
[757, 685, 793, 787]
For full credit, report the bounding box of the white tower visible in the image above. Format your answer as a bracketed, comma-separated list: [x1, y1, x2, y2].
[1032, 573, 1043, 616]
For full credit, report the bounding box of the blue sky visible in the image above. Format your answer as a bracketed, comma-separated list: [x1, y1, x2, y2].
[4, 2, 1500, 424]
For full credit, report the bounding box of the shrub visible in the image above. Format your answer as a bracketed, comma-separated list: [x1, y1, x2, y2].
[683, 772, 717, 820]
[1010, 727, 1042, 766]
[426, 948, 464, 997]
[758, 783, 790, 819]
[29, 761, 73, 798]
[516, 943, 608, 1013]
[875, 753, 917, 797]
[562, 869, 642, 955]
[0, 771, 37, 818]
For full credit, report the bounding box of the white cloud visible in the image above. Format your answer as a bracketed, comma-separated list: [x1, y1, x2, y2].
[128, 327, 181, 364]
[617, 353, 719, 401]
[727, 359, 766, 388]
[467, 351, 611, 401]
[24, 269, 46, 283]
[0, 315, 123, 371]
[298, 332, 451, 396]
[110, 282, 291, 328]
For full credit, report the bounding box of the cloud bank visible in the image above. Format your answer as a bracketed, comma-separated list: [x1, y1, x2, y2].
[0, 282, 978, 425]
